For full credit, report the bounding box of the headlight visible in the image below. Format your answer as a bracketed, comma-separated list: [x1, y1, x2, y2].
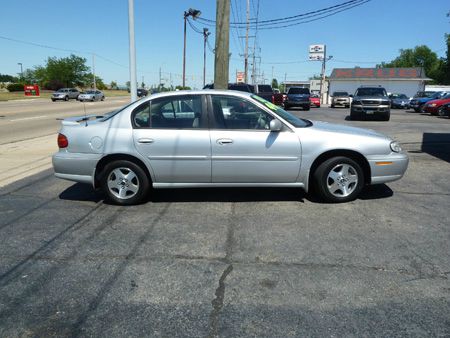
[429, 103, 437, 107]
[390, 141, 402, 153]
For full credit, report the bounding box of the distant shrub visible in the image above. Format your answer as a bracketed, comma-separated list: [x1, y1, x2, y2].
[7, 83, 24, 92]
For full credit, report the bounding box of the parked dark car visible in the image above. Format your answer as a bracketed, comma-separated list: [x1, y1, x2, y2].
[440, 102, 450, 117]
[137, 88, 148, 97]
[389, 93, 410, 109]
[350, 86, 390, 121]
[203, 83, 254, 93]
[284, 87, 310, 110]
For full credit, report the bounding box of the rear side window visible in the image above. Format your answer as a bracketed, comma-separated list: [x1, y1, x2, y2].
[132, 95, 204, 129]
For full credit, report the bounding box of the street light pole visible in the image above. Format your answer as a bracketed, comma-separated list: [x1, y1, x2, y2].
[128, 0, 137, 102]
[17, 63, 23, 81]
[182, 8, 201, 88]
[203, 28, 210, 87]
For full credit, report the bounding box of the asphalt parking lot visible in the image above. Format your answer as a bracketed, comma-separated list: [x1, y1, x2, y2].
[1, 107, 449, 337]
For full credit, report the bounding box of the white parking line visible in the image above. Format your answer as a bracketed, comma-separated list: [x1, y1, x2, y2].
[9, 115, 48, 122]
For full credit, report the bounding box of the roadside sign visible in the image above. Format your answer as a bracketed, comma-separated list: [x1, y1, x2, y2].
[309, 44, 325, 53]
[24, 85, 40, 96]
[236, 71, 245, 83]
[309, 53, 324, 61]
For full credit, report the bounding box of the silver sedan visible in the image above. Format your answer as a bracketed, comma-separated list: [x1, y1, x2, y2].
[77, 90, 105, 102]
[53, 90, 408, 205]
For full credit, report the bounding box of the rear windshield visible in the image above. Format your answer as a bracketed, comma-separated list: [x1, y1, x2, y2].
[355, 88, 387, 97]
[258, 85, 273, 93]
[288, 87, 309, 95]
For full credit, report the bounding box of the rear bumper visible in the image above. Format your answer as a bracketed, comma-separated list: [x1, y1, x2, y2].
[52, 151, 102, 186]
[367, 152, 409, 184]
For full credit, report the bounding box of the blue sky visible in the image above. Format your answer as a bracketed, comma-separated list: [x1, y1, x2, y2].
[0, 0, 448, 89]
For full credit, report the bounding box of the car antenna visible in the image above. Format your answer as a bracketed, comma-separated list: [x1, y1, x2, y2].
[83, 101, 88, 127]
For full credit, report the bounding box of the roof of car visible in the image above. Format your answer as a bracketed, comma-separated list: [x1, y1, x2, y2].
[147, 89, 253, 101]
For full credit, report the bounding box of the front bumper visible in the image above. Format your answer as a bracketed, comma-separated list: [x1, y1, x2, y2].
[367, 152, 409, 184]
[351, 104, 390, 116]
[423, 105, 439, 114]
[285, 100, 310, 107]
[332, 100, 349, 106]
[52, 151, 102, 186]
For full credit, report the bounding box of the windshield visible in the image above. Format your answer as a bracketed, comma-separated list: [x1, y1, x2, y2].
[85, 90, 96, 94]
[430, 92, 443, 99]
[251, 95, 311, 128]
[333, 92, 348, 96]
[288, 87, 309, 95]
[355, 88, 387, 97]
[442, 93, 450, 99]
[390, 94, 408, 99]
[57, 89, 66, 92]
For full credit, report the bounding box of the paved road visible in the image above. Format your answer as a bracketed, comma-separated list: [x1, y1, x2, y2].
[0, 107, 449, 337]
[0, 97, 130, 144]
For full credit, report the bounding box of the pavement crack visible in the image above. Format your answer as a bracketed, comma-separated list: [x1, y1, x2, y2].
[208, 264, 233, 338]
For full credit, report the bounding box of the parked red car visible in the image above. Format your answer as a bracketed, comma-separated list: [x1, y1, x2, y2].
[309, 95, 320, 108]
[423, 93, 450, 115]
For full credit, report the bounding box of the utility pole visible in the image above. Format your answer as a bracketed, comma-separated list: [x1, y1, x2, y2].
[159, 67, 162, 87]
[183, 8, 202, 88]
[214, 0, 230, 89]
[128, 0, 137, 102]
[203, 28, 210, 87]
[92, 54, 96, 90]
[17, 63, 23, 81]
[319, 46, 333, 104]
[244, 0, 250, 83]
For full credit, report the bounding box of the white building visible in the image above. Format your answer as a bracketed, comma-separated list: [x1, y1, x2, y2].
[328, 67, 431, 99]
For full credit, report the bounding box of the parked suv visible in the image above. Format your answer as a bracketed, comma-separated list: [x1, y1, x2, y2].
[330, 91, 350, 108]
[350, 86, 391, 121]
[284, 87, 310, 110]
[51, 88, 80, 102]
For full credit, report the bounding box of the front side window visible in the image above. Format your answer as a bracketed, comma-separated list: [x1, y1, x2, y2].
[211, 95, 274, 130]
[132, 95, 203, 129]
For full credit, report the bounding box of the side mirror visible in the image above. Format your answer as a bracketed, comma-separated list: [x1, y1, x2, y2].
[269, 119, 282, 132]
[349, 94, 353, 98]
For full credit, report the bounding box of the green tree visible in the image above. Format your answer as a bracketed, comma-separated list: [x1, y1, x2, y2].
[0, 74, 18, 82]
[33, 54, 90, 90]
[377, 45, 441, 81]
[110, 81, 118, 90]
[271, 78, 278, 89]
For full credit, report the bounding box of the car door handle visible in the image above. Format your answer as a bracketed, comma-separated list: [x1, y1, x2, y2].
[216, 138, 233, 145]
[138, 138, 154, 144]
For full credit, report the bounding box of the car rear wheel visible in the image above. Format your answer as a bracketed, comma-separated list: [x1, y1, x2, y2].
[438, 107, 446, 117]
[64, 96, 69, 101]
[101, 96, 105, 101]
[101, 160, 150, 205]
[313, 156, 364, 203]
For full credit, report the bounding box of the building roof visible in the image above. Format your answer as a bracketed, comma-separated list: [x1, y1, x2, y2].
[329, 67, 431, 81]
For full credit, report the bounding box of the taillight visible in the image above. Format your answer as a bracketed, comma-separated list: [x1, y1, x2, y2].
[57, 133, 68, 148]
[272, 95, 275, 103]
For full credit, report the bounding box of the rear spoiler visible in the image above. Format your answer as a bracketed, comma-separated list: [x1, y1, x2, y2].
[61, 114, 105, 126]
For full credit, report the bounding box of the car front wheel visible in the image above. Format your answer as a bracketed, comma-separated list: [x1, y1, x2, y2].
[100, 160, 150, 205]
[313, 156, 364, 203]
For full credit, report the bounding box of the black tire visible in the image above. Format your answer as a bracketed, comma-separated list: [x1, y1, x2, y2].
[100, 160, 150, 205]
[64, 96, 69, 101]
[350, 111, 359, 120]
[413, 108, 420, 113]
[437, 107, 446, 117]
[51, 99, 56, 102]
[345, 105, 349, 108]
[331, 104, 335, 108]
[313, 156, 364, 203]
[101, 96, 105, 101]
[304, 106, 310, 111]
[380, 112, 390, 121]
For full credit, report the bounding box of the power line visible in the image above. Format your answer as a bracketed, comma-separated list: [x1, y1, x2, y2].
[196, 0, 370, 29]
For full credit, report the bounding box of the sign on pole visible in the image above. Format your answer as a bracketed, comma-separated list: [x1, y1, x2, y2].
[236, 71, 245, 83]
[309, 44, 325, 61]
